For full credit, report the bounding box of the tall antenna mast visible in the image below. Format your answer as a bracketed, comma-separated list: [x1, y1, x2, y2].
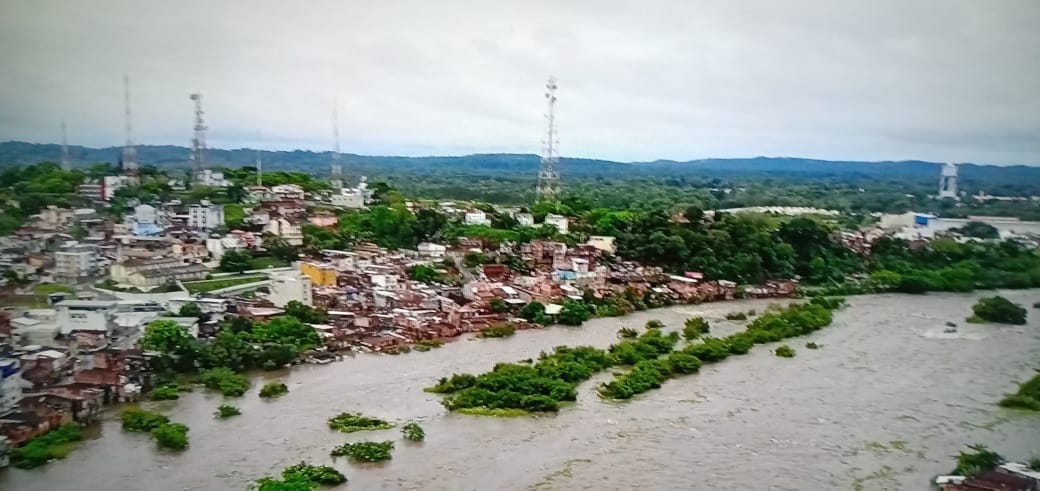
[189, 93, 207, 181]
[122, 75, 139, 177]
[256, 131, 263, 187]
[536, 76, 561, 201]
[330, 99, 343, 188]
[61, 121, 71, 170]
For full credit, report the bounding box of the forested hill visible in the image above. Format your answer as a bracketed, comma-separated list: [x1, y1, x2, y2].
[2, 140, 1039, 190]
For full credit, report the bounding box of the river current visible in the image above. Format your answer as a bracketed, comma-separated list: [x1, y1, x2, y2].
[3, 291, 1039, 490]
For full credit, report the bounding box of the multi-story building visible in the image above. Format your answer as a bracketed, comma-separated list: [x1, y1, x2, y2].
[77, 176, 130, 202]
[54, 243, 98, 282]
[188, 200, 225, 230]
[300, 262, 337, 287]
[330, 189, 365, 209]
[268, 271, 312, 307]
[55, 300, 118, 335]
[464, 210, 489, 226]
[109, 257, 208, 288]
[264, 217, 304, 246]
[0, 359, 21, 414]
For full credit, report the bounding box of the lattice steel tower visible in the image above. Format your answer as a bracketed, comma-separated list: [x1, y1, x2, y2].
[122, 75, 139, 177]
[189, 93, 207, 181]
[330, 101, 343, 189]
[536, 76, 561, 201]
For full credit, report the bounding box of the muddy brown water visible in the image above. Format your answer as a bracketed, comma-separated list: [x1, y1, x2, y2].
[3, 291, 1039, 490]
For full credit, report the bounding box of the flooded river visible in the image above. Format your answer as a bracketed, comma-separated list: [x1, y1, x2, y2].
[3, 291, 1039, 490]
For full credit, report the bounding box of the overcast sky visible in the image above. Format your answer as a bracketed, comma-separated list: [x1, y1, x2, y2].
[1, 0, 1038, 165]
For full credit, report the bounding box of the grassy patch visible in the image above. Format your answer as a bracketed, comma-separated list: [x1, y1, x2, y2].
[33, 283, 76, 295]
[247, 256, 289, 270]
[183, 275, 265, 294]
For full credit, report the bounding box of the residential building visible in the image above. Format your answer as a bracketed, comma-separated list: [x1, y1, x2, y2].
[300, 262, 337, 287]
[464, 210, 489, 226]
[55, 300, 118, 335]
[544, 214, 569, 234]
[109, 257, 208, 287]
[330, 189, 365, 209]
[195, 169, 230, 187]
[10, 313, 60, 346]
[134, 204, 157, 225]
[77, 175, 131, 202]
[0, 359, 21, 414]
[268, 271, 313, 307]
[188, 200, 225, 230]
[271, 184, 305, 200]
[54, 243, 98, 282]
[264, 217, 304, 246]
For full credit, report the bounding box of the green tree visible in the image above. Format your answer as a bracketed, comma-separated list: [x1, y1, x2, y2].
[178, 303, 203, 317]
[219, 249, 253, 273]
[283, 301, 328, 324]
[488, 298, 510, 313]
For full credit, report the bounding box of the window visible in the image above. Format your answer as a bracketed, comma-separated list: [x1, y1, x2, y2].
[70, 313, 87, 320]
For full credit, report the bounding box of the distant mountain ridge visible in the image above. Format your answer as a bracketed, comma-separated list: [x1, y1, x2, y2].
[2, 140, 1039, 191]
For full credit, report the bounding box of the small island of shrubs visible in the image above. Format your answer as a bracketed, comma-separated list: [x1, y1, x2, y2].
[402, 422, 425, 442]
[682, 317, 710, 340]
[253, 462, 347, 490]
[328, 412, 394, 433]
[259, 382, 289, 398]
[331, 440, 394, 462]
[200, 367, 251, 397]
[805, 342, 820, 350]
[152, 423, 189, 450]
[775, 345, 796, 358]
[149, 384, 181, 401]
[969, 296, 1028, 325]
[216, 404, 242, 418]
[121, 408, 189, 450]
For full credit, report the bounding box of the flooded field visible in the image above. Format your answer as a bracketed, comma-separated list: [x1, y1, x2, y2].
[3, 291, 1038, 490]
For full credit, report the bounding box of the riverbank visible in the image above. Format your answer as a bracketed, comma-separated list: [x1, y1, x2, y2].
[2, 291, 1038, 490]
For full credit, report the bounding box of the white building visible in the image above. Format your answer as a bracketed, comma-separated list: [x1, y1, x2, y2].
[54, 242, 99, 282]
[55, 300, 118, 335]
[330, 189, 365, 209]
[464, 210, 489, 226]
[271, 184, 306, 200]
[939, 163, 959, 199]
[77, 175, 131, 202]
[264, 217, 304, 246]
[417, 242, 447, 259]
[188, 200, 225, 230]
[267, 271, 313, 307]
[544, 214, 569, 234]
[134, 204, 157, 224]
[195, 169, 231, 187]
[515, 213, 535, 227]
[9, 309, 59, 346]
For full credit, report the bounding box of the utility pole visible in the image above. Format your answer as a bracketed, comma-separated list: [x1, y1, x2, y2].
[536, 76, 561, 201]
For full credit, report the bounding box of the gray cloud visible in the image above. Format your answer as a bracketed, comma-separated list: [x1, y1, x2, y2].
[0, 0, 1037, 164]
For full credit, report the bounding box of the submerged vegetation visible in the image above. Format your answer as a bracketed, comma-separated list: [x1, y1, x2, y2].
[149, 384, 181, 401]
[998, 372, 1040, 411]
[327, 412, 394, 433]
[331, 440, 395, 462]
[682, 317, 710, 340]
[805, 341, 820, 350]
[121, 408, 170, 432]
[774, 345, 796, 358]
[200, 368, 251, 397]
[479, 322, 516, 338]
[971, 296, 1028, 325]
[414, 339, 444, 352]
[151, 423, 189, 450]
[259, 382, 289, 398]
[253, 462, 347, 490]
[215, 404, 242, 418]
[10, 423, 83, 469]
[429, 300, 843, 409]
[401, 422, 425, 442]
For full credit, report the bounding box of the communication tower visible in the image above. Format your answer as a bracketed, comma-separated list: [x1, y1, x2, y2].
[190, 93, 207, 181]
[536, 77, 561, 201]
[122, 75, 139, 178]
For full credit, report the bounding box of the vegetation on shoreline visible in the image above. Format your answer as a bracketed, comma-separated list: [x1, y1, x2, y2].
[413, 339, 444, 352]
[402, 422, 425, 442]
[259, 382, 289, 398]
[252, 462, 347, 490]
[10, 423, 83, 469]
[149, 385, 180, 401]
[478, 322, 516, 338]
[952, 444, 1004, 478]
[998, 372, 1040, 411]
[215, 404, 242, 418]
[331, 441, 394, 462]
[971, 296, 1028, 325]
[327, 412, 394, 433]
